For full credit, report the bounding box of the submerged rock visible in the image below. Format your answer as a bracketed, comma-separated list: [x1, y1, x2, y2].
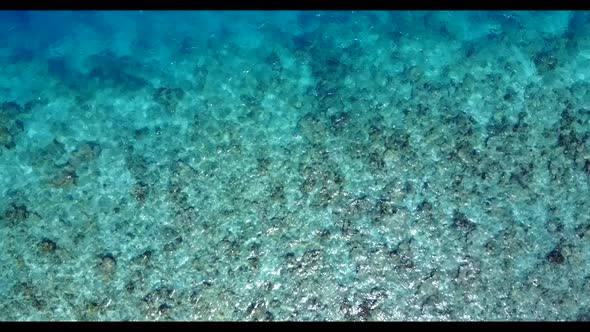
[0, 106, 24, 149]
[50, 167, 78, 188]
[131, 249, 153, 266]
[452, 211, 476, 233]
[404, 65, 424, 83]
[39, 238, 58, 254]
[98, 253, 117, 276]
[375, 197, 398, 217]
[70, 141, 102, 166]
[133, 181, 150, 203]
[0, 125, 15, 149]
[0, 101, 24, 117]
[264, 51, 282, 73]
[3, 203, 30, 225]
[31, 139, 67, 168]
[134, 127, 150, 140]
[153, 87, 185, 114]
[546, 247, 565, 265]
[329, 111, 351, 133]
[297, 113, 328, 143]
[533, 51, 558, 73]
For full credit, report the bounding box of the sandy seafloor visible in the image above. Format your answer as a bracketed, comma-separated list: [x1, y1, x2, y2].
[0, 11, 589, 321]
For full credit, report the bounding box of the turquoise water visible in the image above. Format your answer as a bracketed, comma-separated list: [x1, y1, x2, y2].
[0, 10, 589, 321]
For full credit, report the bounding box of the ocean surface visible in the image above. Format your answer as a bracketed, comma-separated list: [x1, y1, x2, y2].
[0, 10, 589, 321]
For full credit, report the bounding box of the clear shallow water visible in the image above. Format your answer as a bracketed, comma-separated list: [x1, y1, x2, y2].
[0, 10, 589, 321]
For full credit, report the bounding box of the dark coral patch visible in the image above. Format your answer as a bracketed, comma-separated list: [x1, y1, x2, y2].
[546, 247, 565, 265]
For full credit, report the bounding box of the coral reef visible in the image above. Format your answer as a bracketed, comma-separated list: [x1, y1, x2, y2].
[0, 11, 588, 322]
